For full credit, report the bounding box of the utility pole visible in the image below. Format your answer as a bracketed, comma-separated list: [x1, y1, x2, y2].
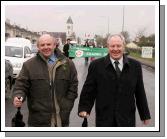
[122, 6, 125, 32]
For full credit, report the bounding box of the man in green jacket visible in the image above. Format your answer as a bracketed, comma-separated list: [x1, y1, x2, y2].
[13, 34, 78, 127]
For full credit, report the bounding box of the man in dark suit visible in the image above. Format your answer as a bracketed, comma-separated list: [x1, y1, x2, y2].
[78, 34, 151, 127]
[63, 38, 71, 57]
[63, 38, 74, 59]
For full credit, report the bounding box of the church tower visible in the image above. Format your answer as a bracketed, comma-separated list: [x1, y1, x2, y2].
[66, 16, 75, 40]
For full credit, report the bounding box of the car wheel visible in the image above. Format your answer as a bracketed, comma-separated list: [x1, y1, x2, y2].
[5, 78, 12, 99]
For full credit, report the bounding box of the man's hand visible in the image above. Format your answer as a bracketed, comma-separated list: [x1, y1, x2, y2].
[13, 96, 23, 108]
[79, 111, 89, 118]
[142, 119, 150, 125]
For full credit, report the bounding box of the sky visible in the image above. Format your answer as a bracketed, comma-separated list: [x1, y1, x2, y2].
[4, 2, 155, 40]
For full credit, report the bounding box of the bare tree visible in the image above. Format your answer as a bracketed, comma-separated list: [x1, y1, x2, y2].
[120, 31, 130, 44]
[135, 27, 147, 39]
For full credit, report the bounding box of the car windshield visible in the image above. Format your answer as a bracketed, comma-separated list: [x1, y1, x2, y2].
[5, 46, 23, 58]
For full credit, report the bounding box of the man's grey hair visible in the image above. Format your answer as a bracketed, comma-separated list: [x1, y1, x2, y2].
[107, 34, 126, 45]
[37, 33, 56, 46]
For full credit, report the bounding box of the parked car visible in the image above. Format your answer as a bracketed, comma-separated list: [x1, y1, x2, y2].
[6, 37, 32, 50]
[5, 42, 33, 78]
[5, 59, 13, 99]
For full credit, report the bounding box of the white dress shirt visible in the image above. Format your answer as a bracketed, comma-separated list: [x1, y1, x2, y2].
[110, 56, 123, 71]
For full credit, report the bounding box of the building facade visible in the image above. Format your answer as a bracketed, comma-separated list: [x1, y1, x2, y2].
[5, 19, 40, 44]
[5, 16, 76, 44]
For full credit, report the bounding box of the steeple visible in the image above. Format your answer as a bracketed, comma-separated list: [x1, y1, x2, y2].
[66, 16, 73, 24]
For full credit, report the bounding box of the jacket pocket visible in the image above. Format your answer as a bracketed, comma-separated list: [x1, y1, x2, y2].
[30, 73, 49, 86]
[29, 73, 50, 98]
[30, 73, 48, 80]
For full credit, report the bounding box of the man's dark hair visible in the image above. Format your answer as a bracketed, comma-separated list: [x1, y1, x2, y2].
[67, 38, 71, 41]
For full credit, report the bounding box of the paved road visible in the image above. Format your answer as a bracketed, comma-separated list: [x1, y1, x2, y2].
[5, 58, 155, 127]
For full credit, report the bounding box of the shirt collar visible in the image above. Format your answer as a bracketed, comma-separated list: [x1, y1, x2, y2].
[110, 56, 123, 66]
[48, 53, 57, 63]
[104, 54, 130, 69]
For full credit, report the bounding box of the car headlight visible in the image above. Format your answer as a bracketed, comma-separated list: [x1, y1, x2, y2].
[13, 63, 22, 68]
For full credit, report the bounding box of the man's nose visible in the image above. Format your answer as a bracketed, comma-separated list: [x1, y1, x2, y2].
[113, 46, 118, 50]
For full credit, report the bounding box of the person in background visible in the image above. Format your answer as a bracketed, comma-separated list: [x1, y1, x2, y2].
[55, 38, 60, 48]
[88, 40, 96, 62]
[78, 34, 151, 127]
[84, 39, 89, 65]
[13, 34, 78, 127]
[63, 38, 72, 59]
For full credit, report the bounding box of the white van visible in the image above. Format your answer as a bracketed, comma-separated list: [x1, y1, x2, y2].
[6, 37, 32, 50]
[5, 42, 32, 78]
